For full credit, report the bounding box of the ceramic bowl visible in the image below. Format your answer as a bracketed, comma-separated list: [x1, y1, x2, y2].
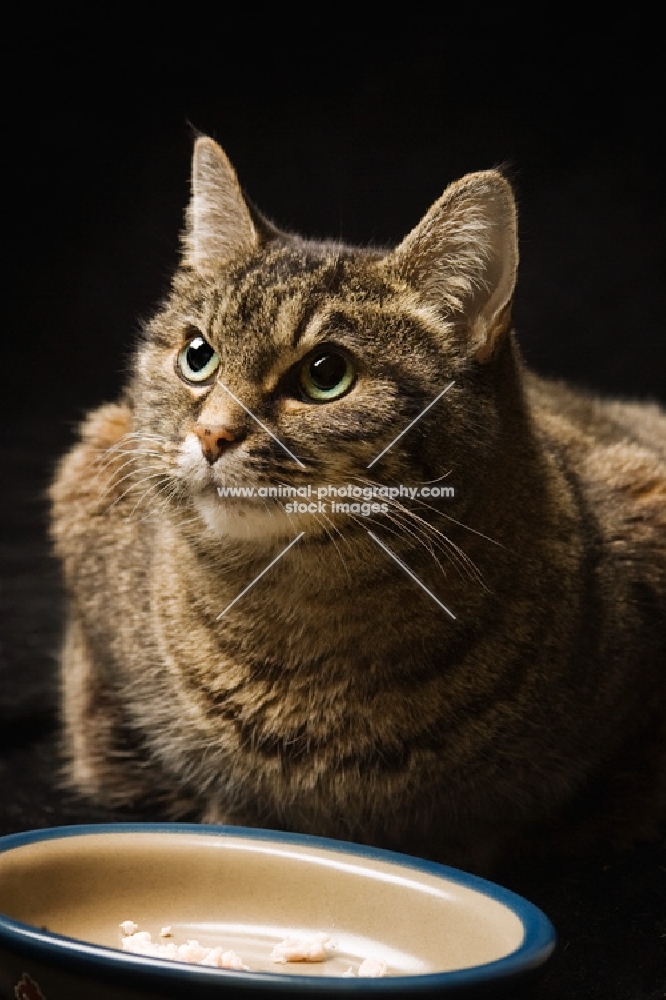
[0, 824, 555, 998]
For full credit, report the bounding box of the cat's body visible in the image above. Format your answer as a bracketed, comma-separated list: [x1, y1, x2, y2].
[50, 138, 666, 874]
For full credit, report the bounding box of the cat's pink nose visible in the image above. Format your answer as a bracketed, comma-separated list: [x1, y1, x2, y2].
[193, 424, 238, 464]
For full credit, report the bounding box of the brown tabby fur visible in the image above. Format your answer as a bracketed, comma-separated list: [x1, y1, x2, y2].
[50, 137, 666, 875]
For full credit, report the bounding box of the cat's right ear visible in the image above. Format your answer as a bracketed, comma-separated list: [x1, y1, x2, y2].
[182, 137, 258, 277]
[385, 170, 518, 363]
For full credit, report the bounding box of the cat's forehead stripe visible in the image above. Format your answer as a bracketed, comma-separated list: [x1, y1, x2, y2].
[218, 249, 322, 339]
[286, 256, 358, 347]
[219, 248, 352, 347]
[230, 245, 331, 294]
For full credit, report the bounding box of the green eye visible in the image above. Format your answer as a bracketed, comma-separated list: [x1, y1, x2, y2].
[177, 336, 220, 383]
[298, 349, 355, 402]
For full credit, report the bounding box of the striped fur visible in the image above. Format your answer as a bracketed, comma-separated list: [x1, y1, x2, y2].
[50, 137, 666, 873]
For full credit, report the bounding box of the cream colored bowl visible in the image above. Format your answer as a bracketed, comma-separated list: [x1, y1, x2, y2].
[0, 824, 555, 998]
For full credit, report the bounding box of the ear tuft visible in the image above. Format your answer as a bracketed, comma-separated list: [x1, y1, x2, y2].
[387, 171, 518, 360]
[182, 137, 257, 276]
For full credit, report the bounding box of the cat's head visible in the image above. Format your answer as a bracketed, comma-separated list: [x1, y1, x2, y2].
[128, 137, 518, 545]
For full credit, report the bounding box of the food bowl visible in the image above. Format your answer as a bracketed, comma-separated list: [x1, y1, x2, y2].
[0, 824, 555, 998]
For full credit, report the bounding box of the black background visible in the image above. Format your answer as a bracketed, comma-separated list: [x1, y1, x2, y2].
[1, 18, 665, 999]
[4, 20, 665, 421]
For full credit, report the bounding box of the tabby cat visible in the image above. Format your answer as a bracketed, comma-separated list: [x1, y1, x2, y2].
[50, 136, 666, 874]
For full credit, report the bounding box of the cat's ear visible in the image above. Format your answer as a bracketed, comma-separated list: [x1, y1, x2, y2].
[387, 171, 518, 362]
[183, 137, 258, 276]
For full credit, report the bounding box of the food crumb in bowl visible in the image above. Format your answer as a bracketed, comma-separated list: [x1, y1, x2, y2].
[269, 932, 333, 963]
[118, 923, 386, 977]
[120, 927, 249, 970]
[358, 957, 387, 977]
[339, 958, 387, 978]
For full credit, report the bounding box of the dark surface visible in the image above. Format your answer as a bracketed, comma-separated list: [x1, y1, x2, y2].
[2, 20, 665, 999]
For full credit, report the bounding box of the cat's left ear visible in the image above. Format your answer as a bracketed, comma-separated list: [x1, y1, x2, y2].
[183, 137, 258, 277]
[386, 171, 518, 362]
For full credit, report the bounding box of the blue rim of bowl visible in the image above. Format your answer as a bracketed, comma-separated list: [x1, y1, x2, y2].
[0, 823, 556, 994]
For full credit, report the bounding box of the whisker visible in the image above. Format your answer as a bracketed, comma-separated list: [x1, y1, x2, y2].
[99, 464, 164, 503]
[105, 470, 172, 513]
[129, 477, 173, 518]
[415, 469, 454, 484]
[92, 454, 147, 490]
[382, 505, 450, 579]
[350, 477, 483, 586]
[137, 478, 184, 522]
[91, 430, 165, 466]
[311, 511, 352, 584]
[351, 474, 487, 588]
[388, 495, 486, 587]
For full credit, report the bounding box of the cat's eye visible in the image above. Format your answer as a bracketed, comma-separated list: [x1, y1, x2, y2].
[298, 348, 356, 402]
[177, 335, 221, 384]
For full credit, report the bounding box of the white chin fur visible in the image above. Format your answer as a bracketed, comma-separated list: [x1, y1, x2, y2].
[193, 493, 303, 540]
[178, 434, 319, 541]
